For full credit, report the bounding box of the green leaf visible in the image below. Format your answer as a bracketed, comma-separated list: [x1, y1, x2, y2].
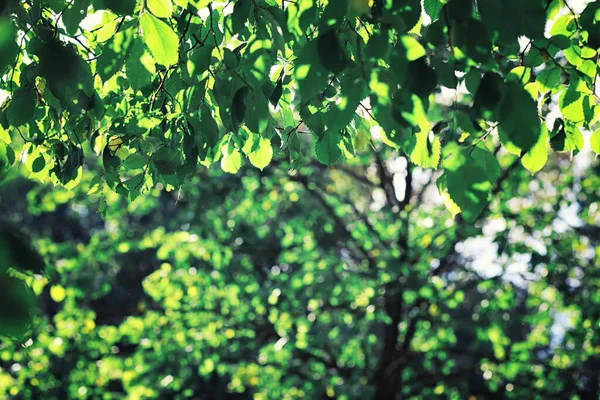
[464, 69, 481, 93]
[189, 106, 219, 160]
[479, 0, 546, 43]
[31, 155, 46, 173]
[536, 67, 561, 93]
[320, 0, 349, 30]
[126, 38, 156, 90]
[295, 39, 329, 100]
[139, 12, 179, 66]
[187, 44, 214, 79]
[323, 67, 366, 132]
[0, 276, 36, 340]
[0, 140, 10, 176]
[399, 35, 426, 61]
[147, 0, 173, 18]
[201, 104, 220, 148]
[548, 118, 583, 153]
[432, 56, 456, 88]
[559, 85, 591, 124]
[580, 2, 600, 48]
[269, 78, 284, 108]
[231, 0, 251, 33]
[315, 131, 343, 166]
[123, 154, 149, 169]
[410, 129, 441, 169]
[392, 0, 422, 32]
[549, 118, 567, 151]
[497, 82, 541, 154]
[38, 39, 95, 112]
[442, 0, 473, 21]
[63, 0, 90, 35]
[96, 28, 134, 82]
[221, 146, 242, 174]
[365, 31, 390, 60]
[223, 48, 238, 69]
[473, 72, 505, 116]
[248, 137, 273, 170]
[0, 225, 46, 275]
[317, 31, 351, 74]
[451, 18, 492, 64]
[455, 111, 480, 136]
[123, 173, 145, 199]
[404, 58, 437, 103]
[153, 147, 182, 175]
[0, 20, 18, 74]
[346, 0, 370, 18]
[231, 87, 250, 132]
[559, 123, 584, 152]
[521, 125, 548, 174]
[442, 143, 501, 222]
[506, 66, 531, 84]
[549, 34, 571, 49]
[7, 88, 36, 127]
[96, 0, 136, 15]
[244, 89, 271, 135]
[590, 129, 600, 155]
[524, 46, 545, 67]
[423, 0, 443, 21]
[102, 146, 121, 173]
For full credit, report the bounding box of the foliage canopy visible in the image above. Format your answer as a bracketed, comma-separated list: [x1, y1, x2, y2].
[0, 143, 599, 399]
[0, 0, 598, 218]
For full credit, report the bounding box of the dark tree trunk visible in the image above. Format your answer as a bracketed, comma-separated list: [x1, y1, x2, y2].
[373, 289, 403, 399]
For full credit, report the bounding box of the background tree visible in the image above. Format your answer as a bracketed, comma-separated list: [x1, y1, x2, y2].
[0, 147, 598, 399]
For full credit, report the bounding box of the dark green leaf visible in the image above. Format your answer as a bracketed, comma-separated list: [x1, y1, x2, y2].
[497, 82, 541, 153]
[0, 20, 19, 74]
[62, 0, 90, 35]
[153, 147, 182, 175]
[231, 87, 250, 132]
[0, 224, 46, 275]
[473, 72, 505, 116]
[315, 130, 342, 166]
[317, 31, 350, 74]
[0, 276, 36, 340]
[269, 77, 284, 108]
[7, 87, 36, 127]
[443, 143, 501, 222]
[31, 155, 45, 173]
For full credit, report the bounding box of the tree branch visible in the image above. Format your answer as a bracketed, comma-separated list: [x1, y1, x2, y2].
[373, 148, 400, 209]
[399, 160, 413, 210]
[376, 156, 522, 392]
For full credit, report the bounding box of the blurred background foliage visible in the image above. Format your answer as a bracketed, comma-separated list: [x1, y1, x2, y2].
[0, 145, 598, 399]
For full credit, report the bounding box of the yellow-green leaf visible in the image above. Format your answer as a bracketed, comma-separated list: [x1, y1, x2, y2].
[522, 125, 548, 174]
[410, 130, 441, 169]
[147, 0, 173, 19]
[248, 138, 273, 170]
[221, 148, 242, 174]
[354, 125, 371, 152]
[590, 129, 600, 156]
[139, 12, 179, 66]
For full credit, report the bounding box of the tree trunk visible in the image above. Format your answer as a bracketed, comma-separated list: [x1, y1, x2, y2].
[373, 289, 403, 399]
